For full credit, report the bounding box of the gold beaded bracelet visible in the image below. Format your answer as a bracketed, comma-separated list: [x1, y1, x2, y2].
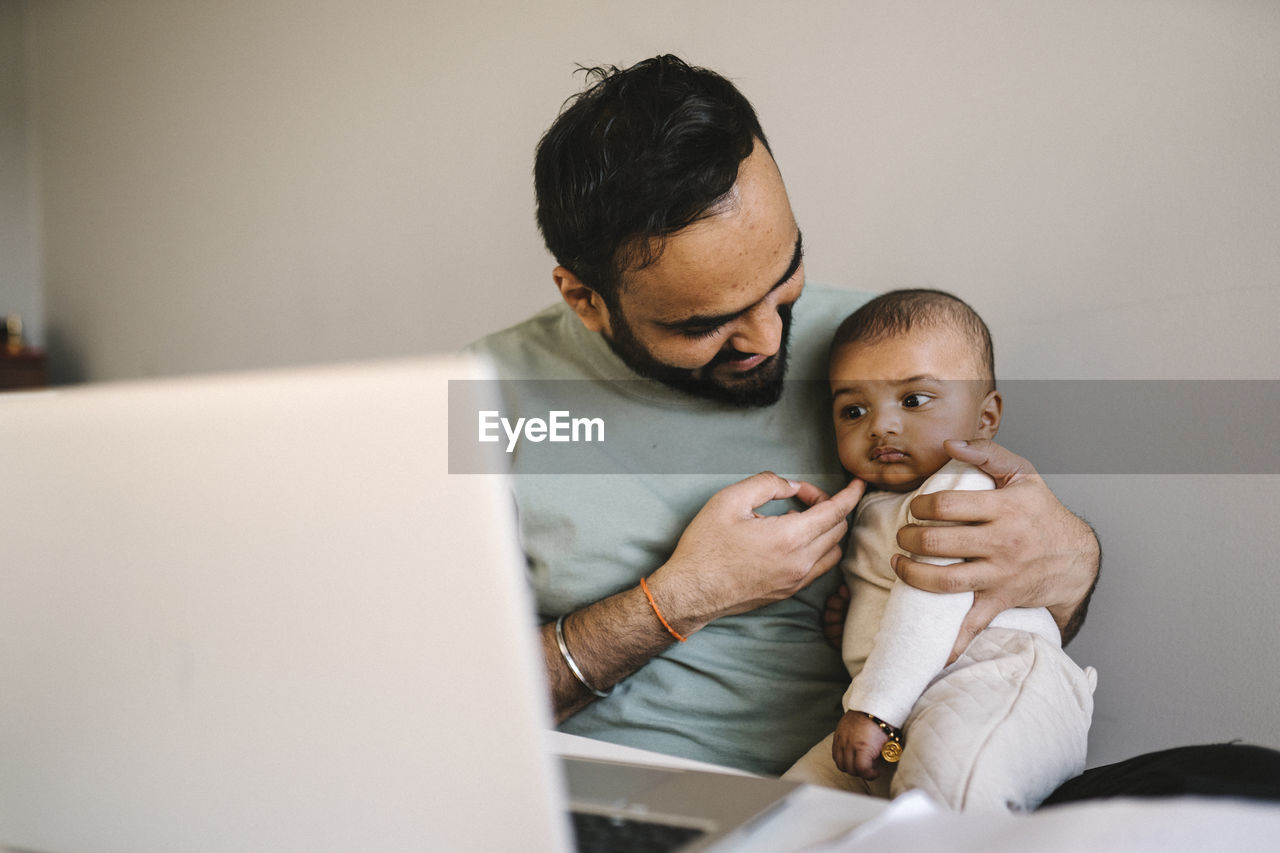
[864, 713, 904, 763]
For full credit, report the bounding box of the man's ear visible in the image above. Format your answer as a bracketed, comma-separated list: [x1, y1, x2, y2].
[553, 266, 612, 335]
[977, 389, 1003, 438]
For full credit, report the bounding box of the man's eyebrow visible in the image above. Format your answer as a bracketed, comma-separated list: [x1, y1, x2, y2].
[662, 232, 804, 330]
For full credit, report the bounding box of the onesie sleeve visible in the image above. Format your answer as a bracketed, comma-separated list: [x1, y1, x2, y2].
[842, 460, 995, 727]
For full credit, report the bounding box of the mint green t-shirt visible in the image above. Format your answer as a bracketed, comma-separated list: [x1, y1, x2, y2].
[469, 285, 872, 774]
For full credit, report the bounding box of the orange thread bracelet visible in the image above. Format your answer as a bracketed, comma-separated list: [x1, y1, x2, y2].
[640, 577, 687, 643]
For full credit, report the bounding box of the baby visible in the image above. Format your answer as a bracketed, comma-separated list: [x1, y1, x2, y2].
[785, 289, 1096, 811]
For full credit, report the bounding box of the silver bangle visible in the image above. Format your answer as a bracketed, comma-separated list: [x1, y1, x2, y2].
[555, 614, 612, 699]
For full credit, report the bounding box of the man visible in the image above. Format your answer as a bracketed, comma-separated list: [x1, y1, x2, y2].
[470, 55, 1098, 776]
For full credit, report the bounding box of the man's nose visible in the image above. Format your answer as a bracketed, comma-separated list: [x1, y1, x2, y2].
[729, 303, 783, 356]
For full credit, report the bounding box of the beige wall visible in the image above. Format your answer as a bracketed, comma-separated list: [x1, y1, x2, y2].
[16, 1, 1280, 767]
[24, 1, 1279, 383]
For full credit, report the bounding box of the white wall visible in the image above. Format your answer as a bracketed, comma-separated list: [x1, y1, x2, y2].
[19, 1, 1280, 768]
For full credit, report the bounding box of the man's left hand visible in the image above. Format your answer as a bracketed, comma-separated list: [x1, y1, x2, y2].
[891, 438, 1100, 662]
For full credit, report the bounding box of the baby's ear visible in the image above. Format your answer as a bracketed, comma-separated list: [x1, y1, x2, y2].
[977, 389, 1003, 438]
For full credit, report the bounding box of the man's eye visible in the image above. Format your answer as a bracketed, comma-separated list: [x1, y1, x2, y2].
[902, 393, 930, 408]
[841, 405, 867, 420]
[677, 325, 722, 340]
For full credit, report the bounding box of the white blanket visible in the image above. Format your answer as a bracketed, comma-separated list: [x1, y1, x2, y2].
[892, 627, 1096, 811]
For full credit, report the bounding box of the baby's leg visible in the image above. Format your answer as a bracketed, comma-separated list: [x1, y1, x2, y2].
[890, 628, 1096, 811]
[782, 732, 888, 798]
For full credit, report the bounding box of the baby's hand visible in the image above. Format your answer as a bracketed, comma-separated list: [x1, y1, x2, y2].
[832, 710, 891, 780]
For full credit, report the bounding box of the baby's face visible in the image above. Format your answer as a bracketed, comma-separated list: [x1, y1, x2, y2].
[829, 326, 1000, 492]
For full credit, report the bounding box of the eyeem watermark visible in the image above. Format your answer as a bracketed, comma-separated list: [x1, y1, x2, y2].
[451, 379, 1280, 474]
[478, 410, 605, 453]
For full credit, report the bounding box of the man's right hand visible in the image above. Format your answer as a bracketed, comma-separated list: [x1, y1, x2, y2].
[650, 472, 865, 636]
[543, 472, 863, 722]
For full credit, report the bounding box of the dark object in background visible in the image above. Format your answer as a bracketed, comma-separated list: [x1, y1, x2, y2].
[1042, 743, 1280, 807]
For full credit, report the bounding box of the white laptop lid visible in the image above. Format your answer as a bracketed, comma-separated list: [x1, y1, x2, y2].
[0, 357, 569, 853]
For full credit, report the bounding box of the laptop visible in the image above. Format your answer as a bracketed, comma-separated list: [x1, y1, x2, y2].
[0, 356, 801, 853]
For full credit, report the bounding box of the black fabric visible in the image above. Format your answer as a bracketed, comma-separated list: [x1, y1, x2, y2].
[1041, 743, 1280, 807]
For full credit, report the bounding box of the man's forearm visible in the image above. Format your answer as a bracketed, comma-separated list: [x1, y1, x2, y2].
[1049, 519, 1101, 646]
[541, 581, 687, 724]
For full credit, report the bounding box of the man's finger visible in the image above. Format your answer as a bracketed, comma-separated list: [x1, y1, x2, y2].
[792, 519, 849, 579]
[790, 479, 833, 507]
[896, 519, 994, 561]
[792, 477, 863, 512]
[892, 552, 995, 595]
[907, 488, 1001, 525]
[795, 479, 864, 533]
[808, 542, 845, 581]
[721, 471, 807, 515]
[810, 505, 852, 552]
[948, 594, 1006, 663]
[944, 438, 1038, 487]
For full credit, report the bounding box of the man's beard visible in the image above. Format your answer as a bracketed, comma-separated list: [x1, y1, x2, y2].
[603, 304, 792, 407]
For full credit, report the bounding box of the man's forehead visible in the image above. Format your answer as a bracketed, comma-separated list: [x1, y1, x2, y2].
[615, 141, 800, 322]
[620, 227, 803, 323]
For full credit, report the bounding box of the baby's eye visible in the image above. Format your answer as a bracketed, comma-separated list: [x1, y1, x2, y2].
[841, 404, 868, 420]
[902, 393, 931, 408]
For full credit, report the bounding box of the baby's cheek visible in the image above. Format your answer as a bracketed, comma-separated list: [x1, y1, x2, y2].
[835, 440, 862, 476]
[915, 434, 955, 470]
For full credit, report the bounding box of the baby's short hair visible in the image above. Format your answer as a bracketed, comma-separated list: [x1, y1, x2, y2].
[831, 289, 996, 390]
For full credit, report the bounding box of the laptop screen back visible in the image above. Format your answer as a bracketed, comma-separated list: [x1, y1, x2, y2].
[0, 358, 569, 853]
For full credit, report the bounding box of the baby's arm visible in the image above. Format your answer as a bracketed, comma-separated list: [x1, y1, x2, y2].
[843, 581, 972, 728]
[842, 462, 996, 744]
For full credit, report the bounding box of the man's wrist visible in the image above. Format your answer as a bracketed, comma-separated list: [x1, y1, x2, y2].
[644, 564, 714, 638]
[1052, 518, 1101, 644]
[639, 576, 687, 642]
[547, 576, 703, 721]
[555, 614, 612, 698]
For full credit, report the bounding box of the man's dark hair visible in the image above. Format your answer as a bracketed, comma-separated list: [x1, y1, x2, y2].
[534, 55, 770, 308]
[831, 289, 997, 390]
